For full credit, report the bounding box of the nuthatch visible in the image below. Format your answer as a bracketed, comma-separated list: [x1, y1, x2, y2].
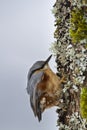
[27, 55, 65, 121]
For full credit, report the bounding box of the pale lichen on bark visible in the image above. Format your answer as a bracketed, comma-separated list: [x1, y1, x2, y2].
[51, 0, 87, 129]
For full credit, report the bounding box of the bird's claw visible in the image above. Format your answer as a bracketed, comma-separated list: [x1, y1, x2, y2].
[60, 74, 67, 83]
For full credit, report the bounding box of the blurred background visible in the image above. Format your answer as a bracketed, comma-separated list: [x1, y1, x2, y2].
[0, 0, 58, 130]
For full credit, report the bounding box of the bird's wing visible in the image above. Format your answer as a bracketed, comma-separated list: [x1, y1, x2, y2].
[27, 71, 44, 121]
[27, 71, 43, 95]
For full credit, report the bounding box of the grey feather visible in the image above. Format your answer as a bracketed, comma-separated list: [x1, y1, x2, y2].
[27, 71, 44, 95]
[27, 71, 44, 121]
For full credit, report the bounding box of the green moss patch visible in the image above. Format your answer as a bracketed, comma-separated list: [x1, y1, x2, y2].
[69, 7, 87, 44]
[80, 87, 87, 120]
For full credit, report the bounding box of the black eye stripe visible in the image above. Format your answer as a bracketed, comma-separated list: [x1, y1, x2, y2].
[28, 55, 52, 80]
[29, 65, 44, 79]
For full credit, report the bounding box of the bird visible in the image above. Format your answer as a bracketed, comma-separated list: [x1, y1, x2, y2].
[27, 55, 65, 122]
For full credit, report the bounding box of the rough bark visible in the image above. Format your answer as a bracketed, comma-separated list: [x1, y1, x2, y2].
[51, 0, 87, 129]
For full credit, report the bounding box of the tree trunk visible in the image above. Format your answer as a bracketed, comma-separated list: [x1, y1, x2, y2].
[51, 0, 87, 129]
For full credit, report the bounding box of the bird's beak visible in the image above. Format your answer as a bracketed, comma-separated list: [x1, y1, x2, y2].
[43, 55, 52, 66]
